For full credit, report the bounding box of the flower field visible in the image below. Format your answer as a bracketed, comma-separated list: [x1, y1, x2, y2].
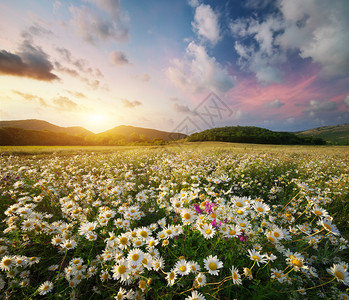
[1, 144, 348, 299]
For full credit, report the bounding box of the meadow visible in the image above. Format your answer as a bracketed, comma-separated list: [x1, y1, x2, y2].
[0, 143, 348, 299]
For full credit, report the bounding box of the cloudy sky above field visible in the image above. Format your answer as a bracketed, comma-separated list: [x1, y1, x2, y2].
[0, 0, 349, 133]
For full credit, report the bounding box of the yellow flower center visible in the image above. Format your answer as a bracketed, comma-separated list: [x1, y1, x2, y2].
[149, 241, 155, 247]
[132, 254, 139, 261]
[169, 272, 175, 280]
[184, 213, 191, 220]
[209, 262, 217, 271]
[205, 229, 212, 235]
[273, 232, 280, 238]
[118, 265, 126, 274]
[257, 207, 264, 212]
[180, 266, 186, 272]
[334, 271, 344, 280]
[166, 229, 172, 235]
[236, 202, 243, 207]
[3, 259, 11, 266]
[292, 259, 303, 268]
[252, 255, 260, 261]
[120, 237, 128, 245]
[77, 265, 83, 270]
[140, 231, 148, 238]
[139, 280, 146, 289]
[73, 259, 80, 264]
[268, 236, 275, 243]
[229, 230, 236, 235]
[275, 272, 281, 278]
[233, 272, 238, 280]
[323, 223, 332, 231]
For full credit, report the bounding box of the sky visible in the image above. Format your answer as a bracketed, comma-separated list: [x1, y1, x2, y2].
[0, 0, 348, 134]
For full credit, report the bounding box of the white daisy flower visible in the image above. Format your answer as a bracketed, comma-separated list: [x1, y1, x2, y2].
[185, 290, 206, 300]
[175, 259, 191, 276]
[204, 255, 223, 276]
[231, 265, 242, 285]
[328, 264, 349, 285]
[38, 281, 53, 295]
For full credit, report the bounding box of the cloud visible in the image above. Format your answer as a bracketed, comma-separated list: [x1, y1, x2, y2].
[65, 90, 87, 99]
[264, 99, 284, 109]
[167, 41, 235, 93]
[231, 16, 285, 85]
[70, 3, 128, 45]
[192, 4, 221, 45]
[0, 41, 58, 81]
[344, 95, 349, 107]
[172, 103, 197, 116]
[277, 0, 349, 78]
[121, 99, 142, 108]
[52, 96, 79, 111]
[12, 90, 49, 107]
[21, 23, 54, 41]
[231, 0, 349, 81]
[56, 47, 103, 77]
[188, 0, 199, 8]
[305, 100, 337, 112]
[110, 50, 130, 65]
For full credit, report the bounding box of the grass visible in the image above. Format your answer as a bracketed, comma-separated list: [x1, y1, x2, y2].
[0, 143, 348, 299]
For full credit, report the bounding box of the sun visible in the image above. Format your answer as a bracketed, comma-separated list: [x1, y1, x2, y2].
[90, 114, 104, 123]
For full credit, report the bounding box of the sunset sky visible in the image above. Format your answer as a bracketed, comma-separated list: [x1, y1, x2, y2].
[1, 0, 348, 133]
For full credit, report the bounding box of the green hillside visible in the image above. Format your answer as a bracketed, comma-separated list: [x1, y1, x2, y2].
[0, 119, 93, 136]
[187, 126, 325, 145]
[296, 123, 349, 145]
[0, 120, 187, 146]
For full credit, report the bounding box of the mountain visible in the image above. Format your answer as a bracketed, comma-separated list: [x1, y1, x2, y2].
[0, 119, 93, 136]
[296, 124, 349, 145]
[0, 120, 187, 145]
[187, 126, 325, 145]
[98, 125, 187, 142]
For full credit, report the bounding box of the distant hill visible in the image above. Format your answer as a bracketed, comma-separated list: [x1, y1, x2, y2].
[187, 126, 326, 145]
[98, 125, 187, 142]
[0, 127, 86, 146]
[296, 124, 349, 145]
[0, 120, 186, 146]
[0, 119, 93, 136]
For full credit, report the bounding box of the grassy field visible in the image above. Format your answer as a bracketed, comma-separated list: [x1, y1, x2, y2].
[0, 143, 348, 299]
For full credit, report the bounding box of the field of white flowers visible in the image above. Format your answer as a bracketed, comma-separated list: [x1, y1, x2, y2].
[0, 144, 348, 299]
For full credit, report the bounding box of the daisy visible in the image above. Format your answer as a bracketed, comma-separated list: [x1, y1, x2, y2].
[317, 219, 340, 236]
[166, 270, 177, 286]
[116, 233, 130, 249]
[204, 255, 223, 276]
[0, 256, 14, 271]
[185, 290, 206, 300]
[38, 281, 53, 295]
[112, 259, 130, 282]
[180, 208, 196, 225]
[188, 261, 201, 273]
[152, 256, 165, 271]
[201, 223, 216, 239]
[61, 239, 77, 251]
[270, 268, 286, 283]
[231, 266, 242, 285]
[115, 287, 127, 300]
[193, 273, 207, 288]
[137, 227, 151, 241]
[248, 249, 267, 266]
[328, 264, 349, 285]
[175, 259, 191, 276]
[253, 201, 270, 214]
[311, 205, 329, 218]
[127, 249, 144, 266]
[286, 252, 308, 272]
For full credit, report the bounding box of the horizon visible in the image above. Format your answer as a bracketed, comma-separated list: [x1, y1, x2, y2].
[1, 0, 348, 133]
[2, 118, 348, 135]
